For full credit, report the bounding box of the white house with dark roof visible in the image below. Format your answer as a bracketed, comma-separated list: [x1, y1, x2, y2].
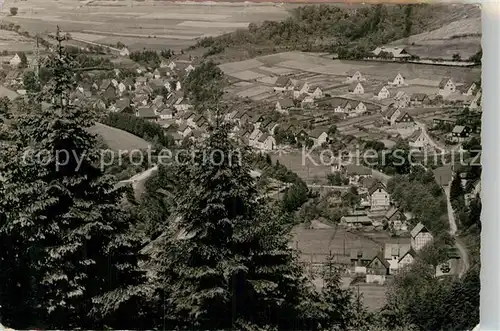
[348, 82, 365, 95]
[374, 85, 390, 100]
[410, 222, 434, 251]
[368, 181, 391, 211]
[408, 129, 430, 150]
[459, 81, 478, 96]
[293, 81, 310, 98]
[136, 106, 158, 122]
[394, 91, 410, 108]
[310, 86, 323, 99]
[273, 76, 294, 92]
[9, 53, 22, 68]
[309, 128, 328, 146]
[384, 241, 411, 274]
[438, 78, 456, 96]
[388, 73, 406, 86]
[348, 70, 365, 82]
[275, 98, 294, 114]
[119, 47, 130, 57]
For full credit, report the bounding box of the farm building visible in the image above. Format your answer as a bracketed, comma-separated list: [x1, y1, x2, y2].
[384, 241, 412, 275]
[112, 98, 132, 114]
[451, 125, 472, 142]
[255, 134, 276, 151]
[410, 222, 434, 251]
[389, 73, 406, 86]
[158, 108, 173, 120]
[119, 47, 130, 57]
[274, 76, 294, 92]
[309, 128, 328, 146]
[351, 101, 367, 116]
[350, 248, 378, 272]
[136, 106, 158, 122]
[410, 93, 430, 106]
[368, 181, 391, 211]
[393, 110, 415, 128]
[310, 86, 323, 99]
[467, 90, 482, 111]
[275, 98, 295, 114]
[300, 95, 316, 109]
[9, 53, 22, 68]
[342, 164, 372, 185]
[397, 248, 417, 272]
[330, 98, 353, 114]
[177, 124, 192, 138]
[348, 82, 365, 95]
[341, 214, 373, 229]
[385, 207, 409, 232]
[372, 46, 412, 59]
[348, 70, 365, 82]
[374, 85, 390, 100]
[294, 81, 310, 98]
[408, 129, 430, 150]
[365, 254, 390, 285]
[438, 78, 457, 96]
[459, 81, 478, 96]
[394, 91, 410, 108]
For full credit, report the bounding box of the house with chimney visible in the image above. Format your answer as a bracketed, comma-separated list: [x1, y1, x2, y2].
[438, 78, 456, 96]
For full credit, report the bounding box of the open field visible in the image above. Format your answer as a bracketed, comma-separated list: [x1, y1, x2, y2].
[0, 0, 293, 52]
[87, 123, 151, 151]
[0, 30, 35, 53]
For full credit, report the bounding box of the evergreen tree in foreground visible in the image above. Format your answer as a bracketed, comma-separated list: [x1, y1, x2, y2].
[151, 122, 326, 330]
[0, 27, 148, 329]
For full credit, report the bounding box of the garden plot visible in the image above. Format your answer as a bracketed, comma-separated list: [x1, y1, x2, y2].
[395, 85, 440, 96]
[68, 32, 107, 42]
[251, 92, 276, 101]
[219, 59, 263, 75]
[177, 21, 250, 29]
[140, 13, 231, 20]
[232, 81, 254, 88]
[406, 78, 441, 87]
[229, 70, 269, 81]
[256, 76, 278, 85]
[237, 86, 274, 98]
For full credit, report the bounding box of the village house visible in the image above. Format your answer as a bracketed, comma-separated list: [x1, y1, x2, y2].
[261, 120, 279, 135]
[189, 114, 208, 130]
[459, 81, 478, 96]
[348, 70, 365, 82]
[158, 108, 173, 120]
[177, 124, 192, 138]
[111, 98, 132, 113]
[299, 94, 315, 109]
[382, 106, 400, 125]
[348, 82, 365, 95]
[310, 86, 323, 99]
[173, 97, 191, 112]
[93, 99, 107, 111]
[349, 249, 377, 273]
[397, 248, 417, 272]
[249, 129, 264, 144]
[451, 125, 472, 143]
[372, 46, 412, 59]
[256, 134, 276, 151]
[119, 47, 130, 57]
[136, 106, 158, 122]
[374, 85, 390, 100]
[384, 241, 411, 274]
[342, 164, 372, 185]
[273, 76, 294, 93]
[330, 98, 353, 114]
[275, 98, 295, 114]
[309, 128, 328, 146]
[111, 79, 119, 88]
[163, 61, 176, 70]
[394, 91, 410, 108]
[133, 93, 149, 107]
[152, 68, 161, 79]
[117, 82, 127, 96]
[408, 129, 430, 151]
[9, 53, 22, 68]
[351, 101, 367, 116]
[394, 110, 415, 128]
[341, 214, 373, 229]
[438, 78, 457, 96]
[465, 179, 481, 207]
[389, 73, 406, 86]
[176, 111, 194, 125]
[135, 77, 147, 88]
[410, 222, 434, 251]
[384, 207, 409, 232]
[410, 93, 430, 106]
[368, 181, 391, 211]
[123, 77, 135, 91]
[293, 81, 310, 99]
[365, 254, 390, 284]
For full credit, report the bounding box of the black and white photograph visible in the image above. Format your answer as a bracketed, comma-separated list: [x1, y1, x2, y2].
[0, 0, 486, 330]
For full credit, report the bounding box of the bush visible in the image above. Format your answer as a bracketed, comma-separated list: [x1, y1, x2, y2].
[10, 7, 18, 16]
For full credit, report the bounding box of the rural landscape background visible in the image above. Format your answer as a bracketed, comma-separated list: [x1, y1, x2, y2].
[0, 1, 481, 331]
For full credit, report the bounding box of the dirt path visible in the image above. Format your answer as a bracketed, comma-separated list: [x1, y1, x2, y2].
[444, 182, 470, 277]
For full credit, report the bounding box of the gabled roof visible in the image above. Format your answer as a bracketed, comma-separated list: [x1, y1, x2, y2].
[374, 85, 388, 95]
[348, 82, 362, 92]
[367, 253, 390, 269]
[438, 78, 453, 89]
[182, 111, 195, 120]
[115, 98, 131, 111]
[309, 128, 328, 139]
[408, 129, 423, 142]
[349, 248, 377, 260]
[398, 248, 417, 262]
[382, 106, 399, 119]
[385, 206, 400, 219]
[410, 93, 428, 101]
[330, 97, 351, 108]
[410, 222, 429, 238]
[394, 91, 408, 100]
[277, 98, 294, 109]
[396, 111, 413, 122]
[275, 76, 291, 87]
[368, 180, 386, 195]
[100, 79, 112, 90]
[257, 133, 270, 143]
[295, 81, 308, 90]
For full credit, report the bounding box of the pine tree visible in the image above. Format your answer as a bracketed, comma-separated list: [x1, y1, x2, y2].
[0, 27, 148, 329]
[150, 122, 324, 330]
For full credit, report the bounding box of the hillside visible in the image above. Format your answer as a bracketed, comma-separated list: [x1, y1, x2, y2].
[87, 122, 151, 151]
[389, 14, 481, 60]
[187, 3, 481, 63]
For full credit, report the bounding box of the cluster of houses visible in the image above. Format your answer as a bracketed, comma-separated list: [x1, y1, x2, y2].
[272, 77, 324, 113]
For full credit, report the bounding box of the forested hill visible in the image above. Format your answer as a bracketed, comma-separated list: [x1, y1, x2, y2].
[188, 3, 481, 62]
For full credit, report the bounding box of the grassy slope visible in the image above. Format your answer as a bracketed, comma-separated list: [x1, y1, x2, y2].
[186, 3, 480, 63]
[88, 122, 151, 151]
